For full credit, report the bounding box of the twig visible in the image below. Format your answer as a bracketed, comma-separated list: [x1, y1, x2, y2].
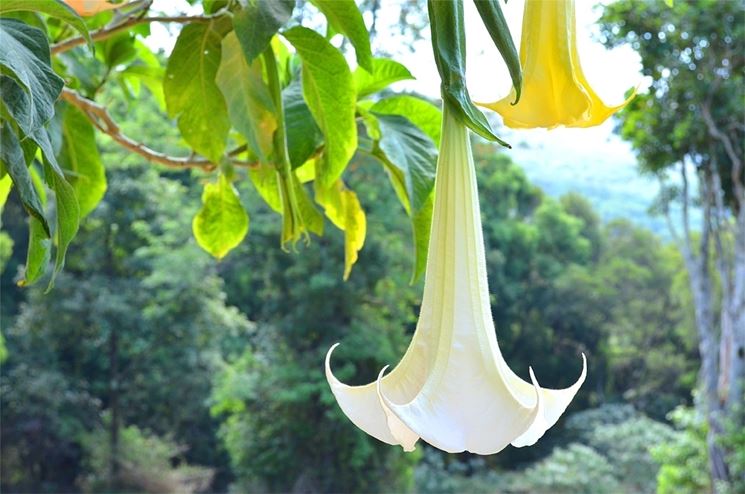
[60, 88, 249, 171]
[51, 14, 222, 55]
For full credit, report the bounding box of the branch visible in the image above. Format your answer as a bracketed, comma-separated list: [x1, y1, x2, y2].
[60, 88, 248, 171]
[51, 13, 223, 55]
[701, 97, 744, 209]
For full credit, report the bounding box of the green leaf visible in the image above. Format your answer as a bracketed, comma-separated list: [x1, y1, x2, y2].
[283, 78, 322, 169]
[43, 159, 80, 290]
[193, 173, 249, 259]
[232, 0, 294, 64]
[164, 22, 229, 163]
[354, 58, 414, 99]
[310, 0, 373, 72]
[27, 126, 80, 289]
[371, 95, 442, 146]
[282, 26, 357, 188]
[0, 18, 64, 135]
[0, 175, 11, 211]
[19, 215, 51, 286]
[374, 113, 437, 213]
[0, 0, 91, 46]
[216, 32, 276, 162]
[0, 122, 50, 236]
[248, 163, 282, 213]
[427, 0, 508, 145]
[58, 104, 106, 217]
[473, 0, 521, 103]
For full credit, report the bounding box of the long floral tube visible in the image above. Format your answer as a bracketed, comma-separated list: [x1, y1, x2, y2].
[480, 0, 635, 129]
[325, 105, 586, 454]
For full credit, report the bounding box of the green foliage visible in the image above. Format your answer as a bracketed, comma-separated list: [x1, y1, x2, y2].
[310, 0, 373, 72]
[216, 32, 276, 163]
[354, 58, 413, 98]
[652, 406, 711, 494]
[193, 173, 249, 259]
[232, 0, 294, 64]
[79, 420, 214, 494]
[164, 22, 229, 163]
[0, 18, 64, 135]
[283, 26, 357, 188]
[599, 0, 743, 203]
[57, 104, 106, 217]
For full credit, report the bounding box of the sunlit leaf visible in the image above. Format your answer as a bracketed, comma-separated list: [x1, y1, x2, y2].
[164, 22, 229, 163]
[193, 173, 249, 259]
[371, 95, 442, 146]
[248, 163, 282, 213]
[217, 32, 276, 163]
[310, 0, 373, 72]
[282, 26, 356, 188]
[315, 180, 366, 279]
[354, 58, 414, 99]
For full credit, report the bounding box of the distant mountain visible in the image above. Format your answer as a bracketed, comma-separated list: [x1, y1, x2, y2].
[495, 121, 672, 236]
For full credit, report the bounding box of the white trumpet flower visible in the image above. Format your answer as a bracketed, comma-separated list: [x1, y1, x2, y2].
[325, 106, 586, 454]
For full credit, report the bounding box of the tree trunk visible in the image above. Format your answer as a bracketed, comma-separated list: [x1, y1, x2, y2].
[726, 206, 745, 413]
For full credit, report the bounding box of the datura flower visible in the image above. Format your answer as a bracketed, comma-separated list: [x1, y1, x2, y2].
[325, 107, 586, 454]
[480, 0, 635, 129]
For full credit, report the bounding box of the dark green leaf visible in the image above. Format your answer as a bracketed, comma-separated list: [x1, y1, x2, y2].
[232, 0, 294, 64]
[354, 58, 414, 98]
[164, 22, 229, 163]
[43, 159, 80, 290]
[216, 32, 276, 162]
[58, 104, 106, 217]
[473, 0, 521, 103]
[193, 173, 249, 259]
[282, 26, 356, 187]
[427, 0, 508, 145]
[29, 126, 80, 289]
[0, 0, 91, 45]
[374, 113, 437, 213]
[310, 0, 373, 72]
[0, 122, 50, 236]
[0, 19, 64, 135]
[283, 78, 322, 168]
[371, 95, 442, 146]
[19, 215, 51, 286]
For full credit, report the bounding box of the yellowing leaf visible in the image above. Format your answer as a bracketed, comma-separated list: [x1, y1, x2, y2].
[341, 188, 365, 280]
[316, 180, 366, 279]
[193, 174, 249, 259]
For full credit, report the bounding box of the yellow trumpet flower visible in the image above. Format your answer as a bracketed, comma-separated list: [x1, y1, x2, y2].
[481, 0, 635, 129]
[325, 106, 586, 454]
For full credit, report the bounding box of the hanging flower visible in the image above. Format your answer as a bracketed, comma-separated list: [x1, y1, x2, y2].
[479, 0, 635, 129]
[64, 0, 120, 17]
[325, 106, 586, 454]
